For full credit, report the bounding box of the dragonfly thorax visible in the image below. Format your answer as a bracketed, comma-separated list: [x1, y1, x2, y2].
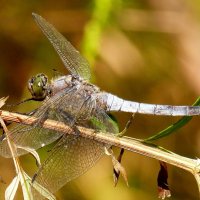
[50, 75, 83, 96]
[28, 73, 50, 101]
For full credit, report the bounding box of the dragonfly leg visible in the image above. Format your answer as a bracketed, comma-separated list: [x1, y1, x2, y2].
[0, 132, 5, 141]
[0, 120, 13, 141]
[59, 109, 81, 137]
[117, 113, 135, 137]
[72, 125, 81, 138]
[59, 109, 76, 126]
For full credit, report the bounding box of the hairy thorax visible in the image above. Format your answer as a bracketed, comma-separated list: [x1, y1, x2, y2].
[50, 75, 100, 97]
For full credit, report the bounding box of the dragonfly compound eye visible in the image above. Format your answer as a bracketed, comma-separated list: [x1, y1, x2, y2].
[28, 73, 49, 101]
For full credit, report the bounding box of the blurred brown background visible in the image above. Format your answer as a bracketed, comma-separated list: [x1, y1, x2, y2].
[0, 0, 200, 199]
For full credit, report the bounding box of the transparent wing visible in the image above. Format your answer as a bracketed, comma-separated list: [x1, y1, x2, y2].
[32, 108, 118, 194]
[0, 124, 63, 158]
[32, 13, 91, 81]
[0, 86, 79, 158]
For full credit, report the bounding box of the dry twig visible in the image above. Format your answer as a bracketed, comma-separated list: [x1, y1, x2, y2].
[0, 109, 199, 185]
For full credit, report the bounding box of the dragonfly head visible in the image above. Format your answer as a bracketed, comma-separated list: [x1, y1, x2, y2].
[28, 73, 50, 101]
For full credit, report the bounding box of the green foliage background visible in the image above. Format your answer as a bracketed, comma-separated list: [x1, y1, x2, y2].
[0, 0, 200, 199]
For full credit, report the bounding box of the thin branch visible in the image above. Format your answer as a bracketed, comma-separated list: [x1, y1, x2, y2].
[0, 109, 199, 177]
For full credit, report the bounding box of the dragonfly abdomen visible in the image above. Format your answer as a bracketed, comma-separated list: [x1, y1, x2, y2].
[136, 104, 200, 116]
[104, 93, 200, 116]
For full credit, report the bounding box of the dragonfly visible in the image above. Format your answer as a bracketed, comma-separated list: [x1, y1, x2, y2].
[1, 13, 200, 196]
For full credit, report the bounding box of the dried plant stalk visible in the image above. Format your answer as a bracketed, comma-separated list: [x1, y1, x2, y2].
[0, 109, 199, 176]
